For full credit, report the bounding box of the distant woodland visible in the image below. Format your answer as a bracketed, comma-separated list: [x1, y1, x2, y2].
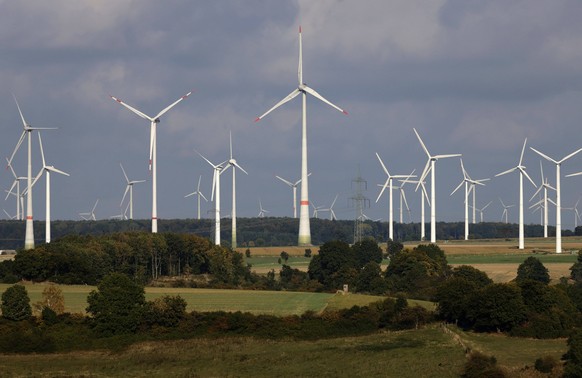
[0, 217, 580, 250]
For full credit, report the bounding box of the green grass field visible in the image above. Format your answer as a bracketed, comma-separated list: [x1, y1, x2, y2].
[0, 284, 392, 315]
[447, 253, 578, 265]
[0, 325, 568, 377]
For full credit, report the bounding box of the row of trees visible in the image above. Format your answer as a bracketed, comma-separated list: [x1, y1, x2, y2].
[2, 218, 580, 249]
[0, 232, 252, 285]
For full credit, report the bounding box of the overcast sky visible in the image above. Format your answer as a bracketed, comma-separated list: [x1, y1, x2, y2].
[1, 0, 582, 232]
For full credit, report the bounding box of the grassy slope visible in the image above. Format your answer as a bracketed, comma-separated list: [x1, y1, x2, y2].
[0, 327, 466, 378]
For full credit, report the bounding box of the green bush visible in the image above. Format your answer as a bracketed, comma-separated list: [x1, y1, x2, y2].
[534, 355, 558, 373]
[1, 284, 32, 321]
[462, 351, 506, 378]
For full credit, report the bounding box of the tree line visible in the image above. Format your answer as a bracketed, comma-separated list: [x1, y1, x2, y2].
[2, 218, 580, 250]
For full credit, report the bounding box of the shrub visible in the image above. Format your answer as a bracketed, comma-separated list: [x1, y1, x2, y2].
[534, 355, 559, 373]
[86, 272, 146, 335]
[516, 256, 550, 285]
[462, 351, 506, 378]
[143, 295, 187, 328]
[1, 284, 32, 321]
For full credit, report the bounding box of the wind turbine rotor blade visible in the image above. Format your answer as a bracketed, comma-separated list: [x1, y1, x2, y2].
[120, 163, 130, 183]
[129, 180, 146, 185]
[233, 162, 248, 175]
[559, 148, 582, 164]
[566, 171, 582, 178]
[302, 85, 348, 115]
[5, 182, 17, 201]
[276, 176, 293, 187]
[401, 190, 410, 211]
[121, 186, 130, 206]
[38, 133, 46, 167]
[184, 192, 196, 198]
[375, 153, 390, 176]
[298, 26, 303, 85]
[7, 131, 26, 167]
[195, 149, 217, 169]
[450, 180, 465, 196]
[92, 199, 99, 213]
[155, 91, 192, 119]
[417, 160, 431, 186]
[200, 192, 208, 202]
[434, 154, 462, 159]
[5, 158, 17, 179]
[495, 167, 518, 177]
[211, 170, 217, 202]
[197, 175, 203, 192]
[529, 184, 544, 202]
[255, 88, 301, 122]
[519, 138, 528, 166]
[110, 96, 153, 121]
[530, 147, 558, 164]
[376, 180, 390, 203]
[149, 123, 155, 170]
[46, 166, 69, 176]
[12, 95, 28, 129]
[413, 128, 431, 158]
[331, 194, 338, 208]
[520, 168, 537, 187]
[548, 198, 557, 206]
[482, 201, 493, 211]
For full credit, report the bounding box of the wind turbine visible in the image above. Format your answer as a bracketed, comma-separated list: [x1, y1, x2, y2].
[3, 209, 17, 220]
[473, 201, 493, 223]
[530, 146, 582, 253]
[529, 161, 556, 238]
[110, 91, 192, 233]
[311, 200, 324, 219]
[5, 158, 25, 220]
[7, 95, 57, 250]
[29, 133, 69, 243]
[321, 194, 339, 221]
[119, 163, 145, 221]
[562, 198, 581, 230]
[80, 199, 99, 221]
[499, 198, 514, 224]
[255, 26, 348, 246]
[258, 198, 269, 218]
[450, 159, 488, 240]
[413, 128, 461, 243]
[495, 139, 536, 249]
[375, 152, 415, 241]
[197, 150, 230, 246]
[275, 173, 310, 218]
[184, 175, 208, 220]
[227, 132, 248, 249]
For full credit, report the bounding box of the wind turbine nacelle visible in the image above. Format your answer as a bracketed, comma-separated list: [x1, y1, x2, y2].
[154, 118, 161, 123]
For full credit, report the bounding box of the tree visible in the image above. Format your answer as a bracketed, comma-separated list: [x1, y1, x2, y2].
[570, 250, 582, 284]
[86, 272, 146, 335]
[564, 330, 582, 377]
[516, 256, 550, 284]
[452, 265, 493, 288]
[435, 277, 480, 325]
[352, 239, 382, 267]
[386, 239, 403, 258]
[355, 262, 387, 294]
[308, 240, 357, 289]
[1, 284, 32, 321]
[280, 251, 290, 263]
[467, 283, 527, 332]
[143, 295, 187, 328]
[33, 283, 65, 315]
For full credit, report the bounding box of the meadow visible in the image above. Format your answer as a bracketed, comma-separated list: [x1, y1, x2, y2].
[0, 325, 567, 377]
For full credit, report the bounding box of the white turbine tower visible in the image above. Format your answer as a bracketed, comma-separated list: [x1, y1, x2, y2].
[255, 26, 348, 246]
[184, 175, 208, 220]
[275, 174, 309, 218]
[111, 91, 192, 233]
[495, 139, 536, 250]
[499, 198, 514, 224]
[375, 152, 415, 241]
[119, 163, 145, 221]
[397, 170, 416, 224]
[562, 198, 581, 229]
[7, 96, 57, 250]
[227, 132, 248, 249]
[407, 178, 431, 241]
[258, 198, 269, 218]
[530, 146, 582, 253]
[529, 161, 556, 238]
[80, 199, 99, 221]
[450, 159, 488, 241]
[29, 133, 69, 243]
[5, 158, 25, 220]
[413, 128, 461, 243]
[197, 150, 229, 246]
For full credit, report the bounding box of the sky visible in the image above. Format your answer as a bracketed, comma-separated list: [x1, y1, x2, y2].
[1, 0, 582, 232]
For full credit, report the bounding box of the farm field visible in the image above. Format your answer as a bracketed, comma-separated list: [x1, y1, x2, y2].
[0, 284, 387, 315]
[0, 325, 567, 377]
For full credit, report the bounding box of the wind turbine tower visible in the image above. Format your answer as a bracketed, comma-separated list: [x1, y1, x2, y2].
[111, 91, 191, 233]
[531, 146, 582, 253]
[255, 27, 348, 246]
[227, 132, 248, 249]
[185, 175, 208, 220]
